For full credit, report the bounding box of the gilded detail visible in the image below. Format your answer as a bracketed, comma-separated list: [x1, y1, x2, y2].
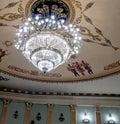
[8, 65, 62, 78]
[0, 0, 24, 21]
[30, 0, 70, 21]
[104, 60, 120, 70]
[0, 13, 23, 21]
[2, 41, 13, 47]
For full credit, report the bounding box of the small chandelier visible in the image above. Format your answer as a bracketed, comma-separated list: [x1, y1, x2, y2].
[82, 113, 90, 123]
[107, 113, 116, 124]
[15, 1, 82, 73]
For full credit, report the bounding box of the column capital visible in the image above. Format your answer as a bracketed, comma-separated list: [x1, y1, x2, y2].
[48, 104, 54, 111]
[26, 102, 32, 110]
[3, 99, 10, 107]
[96, 105, 101, 112]
[70, 105, 77, 111]
[47, 104, 53, 124]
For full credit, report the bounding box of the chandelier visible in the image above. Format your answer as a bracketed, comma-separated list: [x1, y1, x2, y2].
[15, 0, 82, 73]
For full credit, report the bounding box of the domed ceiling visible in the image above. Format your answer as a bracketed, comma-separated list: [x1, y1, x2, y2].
[0, 0, 120, 84]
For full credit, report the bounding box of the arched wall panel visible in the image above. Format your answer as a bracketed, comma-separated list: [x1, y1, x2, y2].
[5, 101, 25, 124]
[29, 104, 48, 124]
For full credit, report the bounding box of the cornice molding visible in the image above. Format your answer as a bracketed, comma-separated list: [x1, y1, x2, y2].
[0, 91, 120, 106]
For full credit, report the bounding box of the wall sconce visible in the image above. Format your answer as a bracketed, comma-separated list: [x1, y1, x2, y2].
[82, 113, 90, 123]
[107, 113, 116, 124]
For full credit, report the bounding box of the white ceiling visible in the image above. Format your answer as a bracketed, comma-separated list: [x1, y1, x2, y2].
[0, 72, 120, 94]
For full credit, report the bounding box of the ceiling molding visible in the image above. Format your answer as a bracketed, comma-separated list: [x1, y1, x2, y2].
[0, 69, 120, 83]
[0, 91, 120, 106]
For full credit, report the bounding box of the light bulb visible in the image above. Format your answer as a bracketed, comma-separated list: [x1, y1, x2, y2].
[28, 18, 32, 21]
[70, 28, 74, 32]
[18, 40, 22, 43]
[35, 15, 39, 20]
[24, 27, 28, 32]
[31, 21, 34, 24]
[25, 22, 29, 26]
[45, 18, 49, 22]
[30, 26, 34, 30]
[41, 20, 44, 24]
[58, 25, 62, 29]
[78, 37, 82, 40]
[16, 32, 20, 36]
[76, 28, 80, 32]
[51, 15, 55, 19]
[69, 24, 73, 28]
[38, 22, 41, 25]
[75, 36, 78, 40]
[61, 19, 65, 24]
[73, 40, 77, 43]
[64, 26, 68, 30]
[19, 29, 23, 32]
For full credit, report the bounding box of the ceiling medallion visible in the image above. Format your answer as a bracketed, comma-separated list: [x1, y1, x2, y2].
[15, 0, 82, 73]
[31, 0, 70, 22]
[25, 0, 75, 23]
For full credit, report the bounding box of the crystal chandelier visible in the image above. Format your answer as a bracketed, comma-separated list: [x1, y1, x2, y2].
[15, 1, 82, 73]
[15, 16, 82, 73]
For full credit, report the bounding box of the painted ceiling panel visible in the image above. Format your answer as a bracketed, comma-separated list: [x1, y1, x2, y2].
[0, 0, 120, 93]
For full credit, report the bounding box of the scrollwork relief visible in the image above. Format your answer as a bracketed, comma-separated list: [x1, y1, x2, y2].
[0, 0, 24, 21]
[72, 0, 119, 50]
[2, 41, 13, 47]
[0, 1, 19, 11]
[0, 0, 119, 51]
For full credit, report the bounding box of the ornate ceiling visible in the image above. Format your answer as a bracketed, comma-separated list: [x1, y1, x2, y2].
[0, 0, 120, 93]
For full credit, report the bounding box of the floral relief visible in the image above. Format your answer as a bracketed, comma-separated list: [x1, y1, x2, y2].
[0, 1, 19, 11]
[0, 0, 24, 21]
[72, 0, 119, 50]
